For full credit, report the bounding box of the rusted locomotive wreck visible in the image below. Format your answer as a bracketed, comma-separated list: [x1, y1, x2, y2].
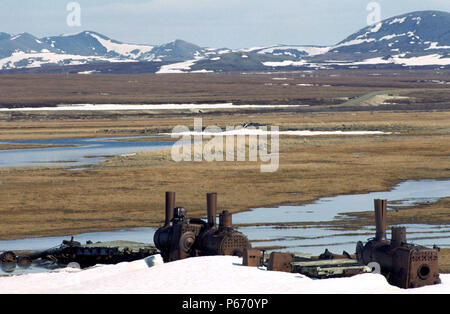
[242, 199, 441, 289]
[154, 191, 251, 262]
[2, 191, 250, 273]
[356, 199, 441, 288]
[0, 238, 158, 273]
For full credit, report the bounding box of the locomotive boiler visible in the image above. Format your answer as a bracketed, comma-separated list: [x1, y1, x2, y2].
[356, 199, 441, 289]
[153, 191, 251, 263]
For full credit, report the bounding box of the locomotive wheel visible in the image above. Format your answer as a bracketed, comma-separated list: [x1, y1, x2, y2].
[0, 251, 17, 273]
[0, 251, 17, 264]
[179, 232, 196, 253]
[17, 256, 32, 269]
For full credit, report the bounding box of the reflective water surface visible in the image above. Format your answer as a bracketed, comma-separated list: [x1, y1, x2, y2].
[0, 136, 173, 168]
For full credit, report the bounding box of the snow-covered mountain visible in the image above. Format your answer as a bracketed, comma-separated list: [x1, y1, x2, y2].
[1, 10, 449, 72]
[260, 10, 450, 70]
[332, 11, 450, 55]
[42, 31, 155, 59]
[0, 31, 153, 70]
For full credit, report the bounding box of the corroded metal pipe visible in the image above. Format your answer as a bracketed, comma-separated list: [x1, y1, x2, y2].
[165, 191, 176, 226]
[219, 210, 232, 228]
[391, 226, 407, 247]
[207, 192, 217, 227]
[374, 199, 387, 241]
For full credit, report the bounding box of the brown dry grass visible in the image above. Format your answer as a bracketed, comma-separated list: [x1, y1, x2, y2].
[0, 109, 449, 140]
[0, 70, 449, 107]
[0, 110, 449, 240]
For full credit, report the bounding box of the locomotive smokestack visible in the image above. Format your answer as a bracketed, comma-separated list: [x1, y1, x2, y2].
[391, 226, 407, 247]
[374, 199, 387, 241]
[207, 193, 217, 227]
[219, 210, 232, 228]
[165, 191, 176, 226]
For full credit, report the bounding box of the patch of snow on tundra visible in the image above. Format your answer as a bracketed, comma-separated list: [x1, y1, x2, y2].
[156, 59, 198, 73]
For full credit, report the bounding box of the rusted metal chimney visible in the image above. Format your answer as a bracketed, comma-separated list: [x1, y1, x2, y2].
[165, 191, 176, 226]
[374, 199, 387, 241]
[219, 210, 232, 228]
[207, 193, 217, 227]
[391, 226, 407, 247]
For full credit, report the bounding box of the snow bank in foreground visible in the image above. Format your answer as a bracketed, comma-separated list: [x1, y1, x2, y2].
[0, 255, 448, 294]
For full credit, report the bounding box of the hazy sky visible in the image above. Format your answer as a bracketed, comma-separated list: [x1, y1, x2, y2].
[2, 0, 450, 48]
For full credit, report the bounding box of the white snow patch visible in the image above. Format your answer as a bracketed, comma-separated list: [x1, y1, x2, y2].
[77, 70, 99, 75]
[354, 54, 450, 66]
[156, 59, 198, 74]
[0, 51, 132, 70]
[263, 60, 307, 67]
[389, 17, 407, 24]
[88, 32, 154, 59]
[0, 103, 309, 112]
[333, 38, 376, 48]
[395, 54, 450, 66]
[169, 129, 388, 137]
[379, 33, 406, 41]
[425, 42, 450, 50]
[217, 49, 231, 55]
[370, 23, 383, 33]
[1, 255, 448, 294]
[238, 46, 269, 53]
[10, 34, 22, 41]
[256, 46, 331, 57]
[190, 69, 214, 73]
[61, 32, 81, 37]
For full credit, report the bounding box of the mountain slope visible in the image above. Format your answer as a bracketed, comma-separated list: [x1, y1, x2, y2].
[141, 39, 204, 62]
[42, 31, 155, 59]
[0, 33, 57, 59]
[324, 10, 450, 60]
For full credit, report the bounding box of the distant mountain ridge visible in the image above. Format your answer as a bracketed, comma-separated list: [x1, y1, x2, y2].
[334, 11, 450, 54]
[1, 10, 449, 73]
